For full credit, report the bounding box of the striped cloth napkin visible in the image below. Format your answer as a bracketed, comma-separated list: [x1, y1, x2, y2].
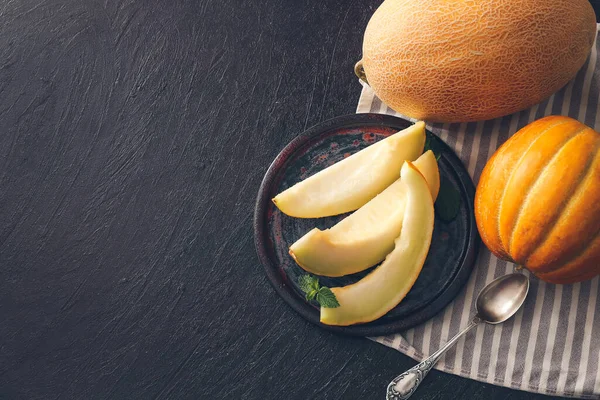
[357, 25, 600, 399]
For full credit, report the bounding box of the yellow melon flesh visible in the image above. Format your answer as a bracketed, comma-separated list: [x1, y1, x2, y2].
[320, 162, 434, 326]
[417, 150, 440, 201]
[290, 150, 439, 277]
[272, 122, 425, 218]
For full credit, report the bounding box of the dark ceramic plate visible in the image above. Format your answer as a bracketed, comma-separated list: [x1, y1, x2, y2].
[254, 113, 479, 336]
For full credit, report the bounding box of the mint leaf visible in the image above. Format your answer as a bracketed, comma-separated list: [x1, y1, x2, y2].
[298, 274, 320, 301]
[316, 287, 340, 308]
[423, 133, 442, 160]
[306, 290, 318, 301]
[435, 177, 461, 222]
[298, 274, 318, 293]
[297, 274, 340, 308]
[424, 135, 432, 152]
[424, 133, 460, 221]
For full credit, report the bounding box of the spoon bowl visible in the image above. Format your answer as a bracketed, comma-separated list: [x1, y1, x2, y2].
[476, 273, 530, 324]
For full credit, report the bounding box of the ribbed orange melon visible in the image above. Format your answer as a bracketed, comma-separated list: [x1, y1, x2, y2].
[357, 0, 597, 123]
[475, 116, 600, 284]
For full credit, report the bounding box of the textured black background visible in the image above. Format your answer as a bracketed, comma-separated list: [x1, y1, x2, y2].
[1, 1, 599, 399]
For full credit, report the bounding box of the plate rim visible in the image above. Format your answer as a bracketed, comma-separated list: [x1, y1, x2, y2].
[254, 113, 480, 336]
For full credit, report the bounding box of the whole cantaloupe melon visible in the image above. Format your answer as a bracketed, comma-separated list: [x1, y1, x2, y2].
[357, 0, 597, 122]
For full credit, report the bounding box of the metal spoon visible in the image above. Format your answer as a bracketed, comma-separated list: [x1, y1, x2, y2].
[386, 273, 530, 400]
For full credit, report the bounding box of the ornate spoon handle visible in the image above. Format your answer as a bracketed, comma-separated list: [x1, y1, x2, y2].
[386, 316, 481, 400]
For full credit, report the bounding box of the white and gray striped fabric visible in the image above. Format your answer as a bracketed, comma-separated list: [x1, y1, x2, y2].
[357, 25, 600, 399]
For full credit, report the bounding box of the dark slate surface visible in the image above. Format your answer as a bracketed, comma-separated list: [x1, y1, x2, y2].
[1, 1, 599, 399]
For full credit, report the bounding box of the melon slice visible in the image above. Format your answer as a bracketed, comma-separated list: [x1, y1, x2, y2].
[272, 122, 426, 218]
[290, 150, 439, 277]
[320, 162, 434, 326]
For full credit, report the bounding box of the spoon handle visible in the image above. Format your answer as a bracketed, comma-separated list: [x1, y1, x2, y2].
[386, 316, 481, 400]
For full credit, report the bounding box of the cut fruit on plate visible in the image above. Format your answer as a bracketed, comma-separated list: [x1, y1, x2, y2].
[320, 161, 435, 326]
[272, 121, 426, 218]
[290, 150, 439, 277]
